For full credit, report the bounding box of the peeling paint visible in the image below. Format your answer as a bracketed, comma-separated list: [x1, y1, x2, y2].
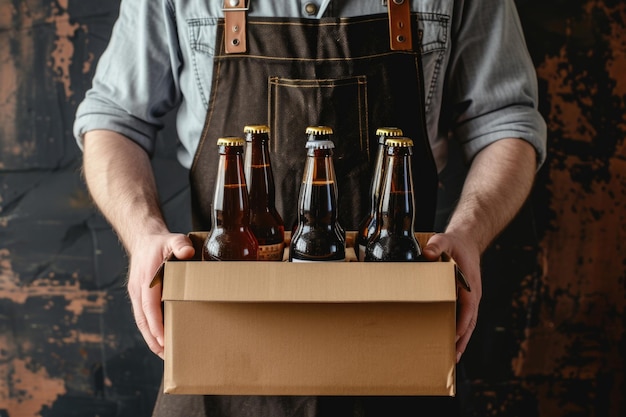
[0, 3, 19, 163]
[0, 251, 106, 315]
[47, 1, 82, 99]
[0, 248, 110, 417]
[82, 52, 95, 75]
[513, 1, 626, 415]
[0, 358, 66, 417]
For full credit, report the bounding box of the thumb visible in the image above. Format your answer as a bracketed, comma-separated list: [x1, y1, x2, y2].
[170, 234, 195, 259]
[422, 234, 448, 261]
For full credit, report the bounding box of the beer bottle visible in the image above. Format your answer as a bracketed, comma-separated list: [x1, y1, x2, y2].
[303, 126, 346, 243]
[243, 124, 285, 261]
[364, 137, 422, 262]
[203, 137, 258, 261]
[356, 127, 403, 261]
[289, 127, 345, 262]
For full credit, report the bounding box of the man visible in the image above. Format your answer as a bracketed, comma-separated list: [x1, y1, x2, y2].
[74, 0, 547, 415]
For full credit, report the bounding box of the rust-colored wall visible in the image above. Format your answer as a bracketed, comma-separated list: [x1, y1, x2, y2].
[516, 1, 625, 415]
[0, 1, 624, 416]
[0, 1, 187, 415]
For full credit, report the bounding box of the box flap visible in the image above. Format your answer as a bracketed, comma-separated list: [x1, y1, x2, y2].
[162, 261, 456, 303]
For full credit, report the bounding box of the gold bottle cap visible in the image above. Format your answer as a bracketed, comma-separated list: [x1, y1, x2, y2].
[243, 124, 270, 134]
[217, 136, 245, 146]
[305, 126, 334, 135]
[376, 127, 403, 137]
[385, 137, 414, 147]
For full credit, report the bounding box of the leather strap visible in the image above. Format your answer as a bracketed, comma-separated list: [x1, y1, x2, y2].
[387, 0, 413, 51]
[223, 0, 248, 53]
[224, 1, 412, 53]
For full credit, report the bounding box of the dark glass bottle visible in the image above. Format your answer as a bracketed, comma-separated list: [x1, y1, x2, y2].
[356, 127, 403, 261]
[203, 137, 258, 261]
[364, 137, 422, 262]
[289, 127, 345, 262]
[302, 126, 346, 243]
[243, 124, 285, 261]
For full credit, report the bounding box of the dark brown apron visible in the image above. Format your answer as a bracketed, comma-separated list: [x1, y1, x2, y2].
[156, 8, 450, 417]
[189, 13, 438, 233]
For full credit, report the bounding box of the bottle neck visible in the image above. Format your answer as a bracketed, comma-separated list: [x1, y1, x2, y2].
[297, 149, 338, 227]
[368, 140, 387, 214]
[377, 149, 415, 234]
[244, 135, 276, 209]
[213, 147, 251, 228]
[304, 148, 336, 181]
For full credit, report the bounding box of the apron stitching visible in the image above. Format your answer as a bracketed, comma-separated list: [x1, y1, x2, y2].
[358, 78, 369, 157]
[248, 16, 389, 27]
[191, 27, 226, 174]
[213, 51, 419, 61]
[268, 78, 366, 86]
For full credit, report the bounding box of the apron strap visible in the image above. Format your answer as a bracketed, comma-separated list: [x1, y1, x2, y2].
[386, 0, 413, 51]
[224, 1, 414, 53]
[223, 0, 249, 53]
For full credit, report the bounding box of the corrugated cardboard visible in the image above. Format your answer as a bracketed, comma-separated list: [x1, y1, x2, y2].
[160, 232, 457, 396]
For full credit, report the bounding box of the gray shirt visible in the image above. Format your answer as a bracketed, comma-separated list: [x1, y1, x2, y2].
[73, 0, 547, 171]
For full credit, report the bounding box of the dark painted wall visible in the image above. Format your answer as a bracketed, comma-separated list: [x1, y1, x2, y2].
[0, 1, 624, 416]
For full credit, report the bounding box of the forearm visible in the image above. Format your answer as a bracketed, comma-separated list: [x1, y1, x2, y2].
[445, 138, 538, 254]
[82, 129, 168, 253]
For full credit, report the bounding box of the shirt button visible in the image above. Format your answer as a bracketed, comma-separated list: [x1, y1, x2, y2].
[304, 3, 318, 16]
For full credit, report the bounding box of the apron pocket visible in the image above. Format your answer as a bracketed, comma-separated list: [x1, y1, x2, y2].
[268, 76, 372, 230]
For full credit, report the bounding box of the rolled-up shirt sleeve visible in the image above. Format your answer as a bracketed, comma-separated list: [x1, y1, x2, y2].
[447, 0, 547, 168]
[73, 0, 181, 156]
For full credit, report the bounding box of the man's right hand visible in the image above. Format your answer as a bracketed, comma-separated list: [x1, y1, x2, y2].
[127, 233, 195, 359]
[82, 130, 195, 359]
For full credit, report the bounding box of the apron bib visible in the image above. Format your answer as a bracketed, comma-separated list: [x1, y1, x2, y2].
[190, 14, 438, 233]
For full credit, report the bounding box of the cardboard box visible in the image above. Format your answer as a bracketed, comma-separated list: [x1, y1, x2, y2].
[157, 232, 457, 396]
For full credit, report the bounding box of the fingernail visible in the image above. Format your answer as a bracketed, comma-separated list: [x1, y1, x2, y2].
[157, 336, 164, 347]
[456, 352, 462, 363]
[455, 335, 460, 343]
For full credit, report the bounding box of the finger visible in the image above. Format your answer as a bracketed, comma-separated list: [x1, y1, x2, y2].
[143, 281, 165, 357]
[139, 234, 194, 355]
[129, 282, 164, 359]
[455, 291, 477, 363]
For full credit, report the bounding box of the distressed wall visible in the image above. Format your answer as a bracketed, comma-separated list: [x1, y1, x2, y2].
[0, 1, 188, 415]
[0, 0, 624, 416]
[517, 1, 625, 415]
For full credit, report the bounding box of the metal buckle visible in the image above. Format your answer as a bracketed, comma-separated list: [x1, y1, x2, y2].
[222, 0, 249, 12]
[223, 0, 249, 53]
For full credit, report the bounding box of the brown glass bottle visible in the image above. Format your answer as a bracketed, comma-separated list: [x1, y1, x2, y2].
[289, 127, 345, 262]
[302, 126, 346, 243]
[356, 127, 403, 261]
[243, 125, 285, 261]
[203, 137, 258, 261]
[364, 137, 422, 262]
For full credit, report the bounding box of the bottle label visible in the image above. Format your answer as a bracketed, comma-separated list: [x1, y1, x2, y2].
[258, 242, 285, 261]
